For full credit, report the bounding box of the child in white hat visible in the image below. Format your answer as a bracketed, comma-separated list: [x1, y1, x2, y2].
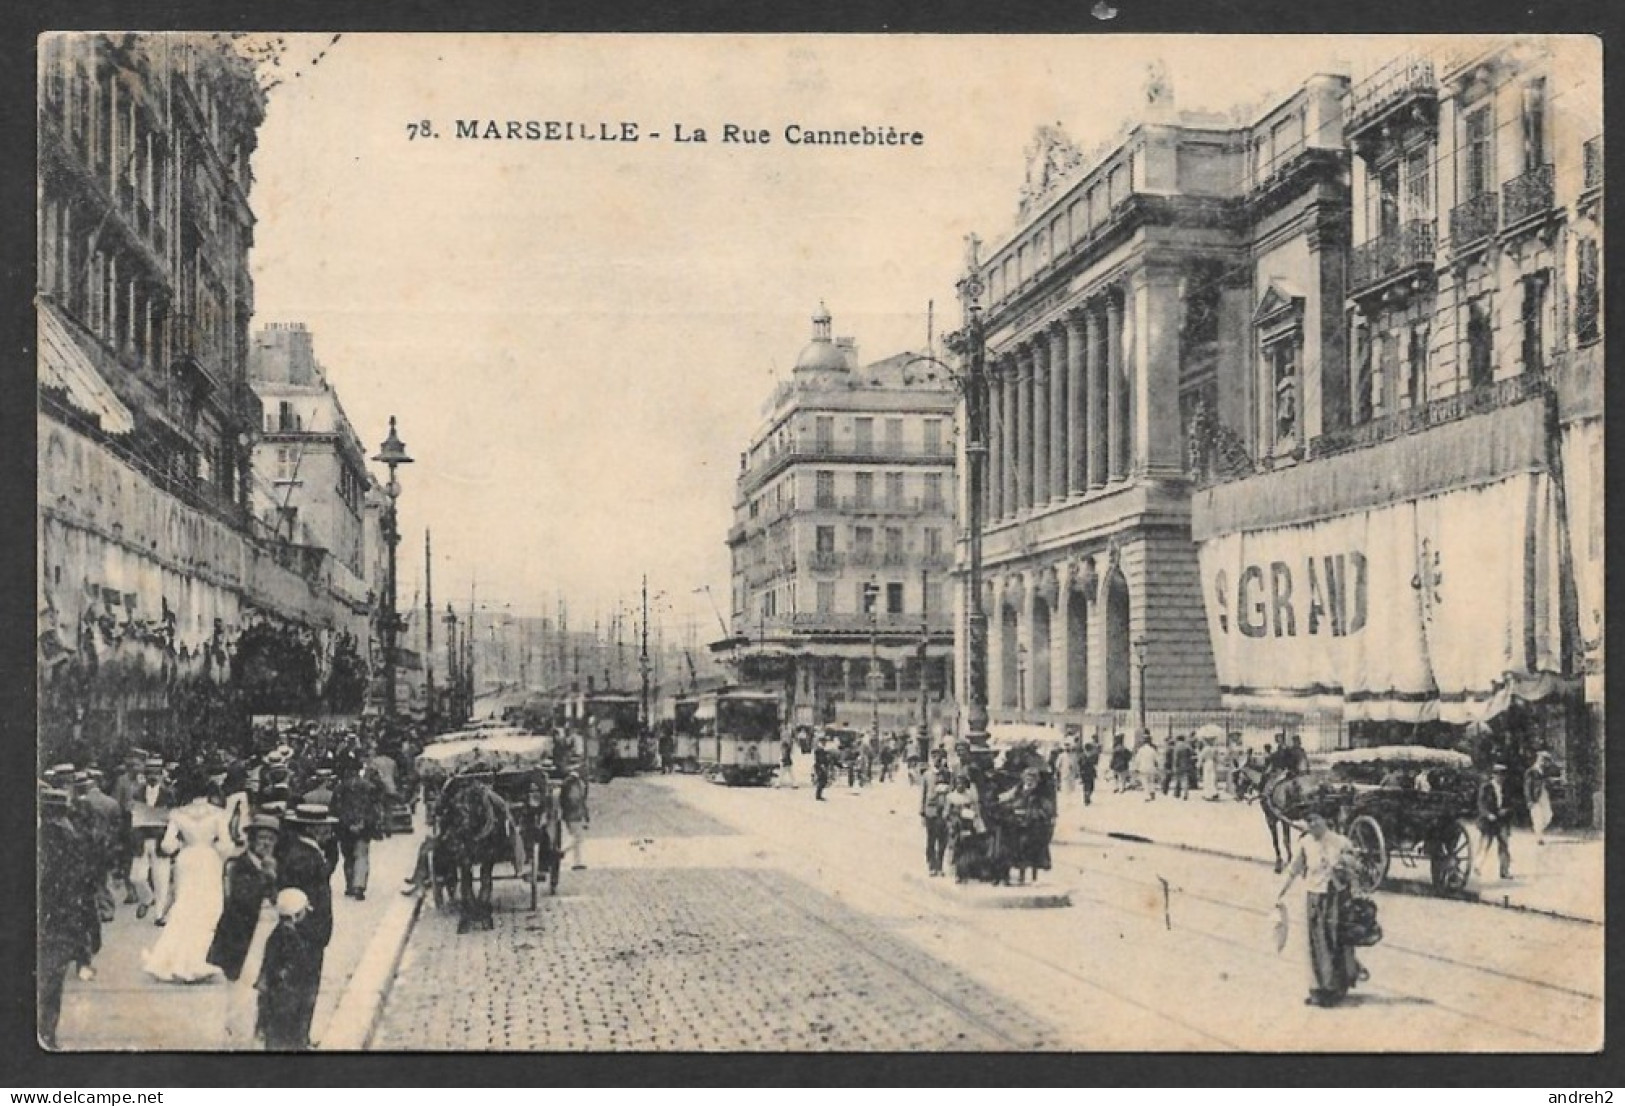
[256, 888, 320, 1050]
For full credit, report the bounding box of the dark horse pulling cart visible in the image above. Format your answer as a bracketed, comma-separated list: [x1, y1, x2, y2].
[417, 735, 564, 932]
[1264, 745, 1480, 895]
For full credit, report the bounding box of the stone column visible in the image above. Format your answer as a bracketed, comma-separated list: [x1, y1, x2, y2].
[1002, 356, 1018, 519]
[1018, 574, 1037, 716]
[1049, 324, 1068, 502]
[1085, 558, 1110, 714]
[1032, 342, 1050, 507]
[1086, 303, 1106, 489]
[988, 361, 1005, 521]
[1133, 265, 1185, 476]
[1016, 348, 1033, 512]
[1051, 562, 1073, 712]
[1106, 287, 1128, 483]
[1065, 313, 1086, 496]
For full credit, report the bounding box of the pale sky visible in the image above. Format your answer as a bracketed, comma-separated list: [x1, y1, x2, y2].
[245, 33, 1476, 632]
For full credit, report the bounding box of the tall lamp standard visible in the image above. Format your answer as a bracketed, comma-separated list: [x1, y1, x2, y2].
[904, 266, 990, 766]
[372, 417, 413, 735]
[911, 245, 990, 768]
[444, 603, 460, 726]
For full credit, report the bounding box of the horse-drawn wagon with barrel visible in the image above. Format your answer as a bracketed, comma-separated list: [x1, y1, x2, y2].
[416, 732, 566, 931]
[1264, 745, 1481, 895]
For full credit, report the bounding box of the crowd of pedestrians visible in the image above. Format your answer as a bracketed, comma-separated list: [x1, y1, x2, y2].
[37, 720, 415, 1051]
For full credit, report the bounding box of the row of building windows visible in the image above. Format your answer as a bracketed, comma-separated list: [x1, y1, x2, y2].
[1363, 77, 1548, 242]
[988, 155, 1136, 306]
[745, 468, 951, 522]
[813, 470, 948, 511]
[751, 414, 950, 468]
[754, 579, 949, 621]
[812, 524, 948, 559]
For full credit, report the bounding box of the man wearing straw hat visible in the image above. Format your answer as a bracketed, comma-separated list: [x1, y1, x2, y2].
[129, 757, 176, 921]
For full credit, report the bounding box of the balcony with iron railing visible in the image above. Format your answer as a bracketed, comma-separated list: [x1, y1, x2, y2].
[1308, 365, 1552, 460]
[839, 495, 935, 516]
[1503, 163, 1555, 229]
[1345, 55, 1437, 146]
[1583, 135, 1603, 193]
[739, 439, 954, 494]
[1349, 220, 1436, 297]
[168, 312, 226, 394]
[1449, 192, 1499, 252]
[848, 548, 877, 568]
[789, 611, 953, 635]
[880, 549, 909, 567]
[808, 550, 844, 572]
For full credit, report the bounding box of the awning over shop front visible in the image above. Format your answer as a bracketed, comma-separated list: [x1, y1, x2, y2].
[38, 301, 136, 436]
[1196, 470, 1569, 725]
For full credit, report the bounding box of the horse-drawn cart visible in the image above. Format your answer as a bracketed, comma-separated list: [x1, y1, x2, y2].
[416, 733, 565, 928]
[1266, 745, 1480, 895]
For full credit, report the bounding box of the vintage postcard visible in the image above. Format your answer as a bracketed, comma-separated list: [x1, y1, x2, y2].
[34, 32, 1603, 1054]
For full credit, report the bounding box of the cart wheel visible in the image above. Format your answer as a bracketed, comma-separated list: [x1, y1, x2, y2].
[529, 839, 541, 911]
[1346, 815, 1388, 894]
[1430, 820, 1473, 892]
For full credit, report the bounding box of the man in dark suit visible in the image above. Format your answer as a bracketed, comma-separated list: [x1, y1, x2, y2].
[39, 787, 95, 1049]
[1477, 763, 1514, 879]
[276, 803, 337, 1047]
[920, 765, 952, 876]
[331, 762, 382, 900]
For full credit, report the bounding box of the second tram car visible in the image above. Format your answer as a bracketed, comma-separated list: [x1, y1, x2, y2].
[688, 687, 781, 786]
[585, 691, 644, 778]
[672, 693, 704, 773]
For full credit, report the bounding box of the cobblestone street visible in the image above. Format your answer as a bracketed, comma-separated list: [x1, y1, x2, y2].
[374, 781, 1055, 1050]
[372, 773, 1602, 1052]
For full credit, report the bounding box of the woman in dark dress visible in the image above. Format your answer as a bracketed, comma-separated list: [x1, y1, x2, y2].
[207, 814, 280, 981]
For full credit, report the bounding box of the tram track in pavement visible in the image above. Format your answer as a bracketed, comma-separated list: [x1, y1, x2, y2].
[729, 865, 1050, 1051]
[678, 779, 1593, 1050]
[1055, 862, 1584, 1050]
[1063, 845, 1602, 1004]
[728, 784, 1247, 1050]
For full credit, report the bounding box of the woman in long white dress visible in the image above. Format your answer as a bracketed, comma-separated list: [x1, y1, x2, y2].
[142, 779, 231, 984]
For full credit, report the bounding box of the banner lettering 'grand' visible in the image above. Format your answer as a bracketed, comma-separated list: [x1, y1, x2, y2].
[1214, 552, 1367, 639]
[1195, 472, 1564, 723]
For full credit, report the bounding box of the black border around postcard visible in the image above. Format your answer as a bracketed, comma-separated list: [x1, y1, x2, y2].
[2, 0, 1621, 1089]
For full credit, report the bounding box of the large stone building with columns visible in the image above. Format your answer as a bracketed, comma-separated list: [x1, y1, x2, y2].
[726, 305, 958, 735]
[960, 72, 1354, 743]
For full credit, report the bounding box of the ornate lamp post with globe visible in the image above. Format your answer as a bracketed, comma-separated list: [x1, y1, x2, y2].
[908, 236, 992, 769]
[373, 417, 413, 735]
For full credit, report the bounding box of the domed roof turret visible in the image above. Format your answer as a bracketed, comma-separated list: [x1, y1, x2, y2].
[793, 301, 849, 374]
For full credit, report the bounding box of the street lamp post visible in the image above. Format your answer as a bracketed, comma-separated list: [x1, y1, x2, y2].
[444, 604, 460, 727]
[372, 417, 413, 737]
[950, 261, 990, 762]
[908, 254, 990, 766]
[1133, 636, 1149, 734]
[864, 579, 881, 745]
